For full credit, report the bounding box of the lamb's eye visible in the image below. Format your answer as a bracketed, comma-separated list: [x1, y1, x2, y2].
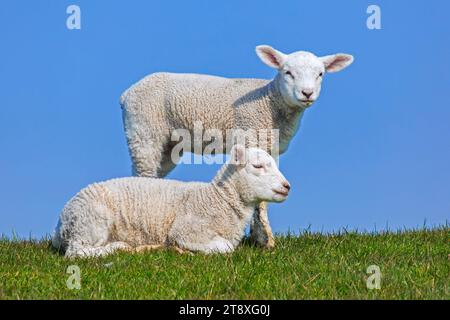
[252, 164, 263, 169]
[318, 72, 324, 77]
[285, 71, 294, 78]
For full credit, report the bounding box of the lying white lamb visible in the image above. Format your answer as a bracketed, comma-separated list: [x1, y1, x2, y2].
[52, 145, 290, 258]
[120, 45, 353, 248]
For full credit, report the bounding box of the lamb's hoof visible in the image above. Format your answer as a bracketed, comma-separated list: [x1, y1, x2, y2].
[264, 238, 276, 249]
[172, 247, 194, 255]
[258, 236, 275, 249]
[135, 245, 163, 253]
[249, 235, 276, 249]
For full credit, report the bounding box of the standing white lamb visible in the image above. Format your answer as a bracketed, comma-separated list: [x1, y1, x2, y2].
[52, 146, 291, 258]
[120, 45, 354, 248]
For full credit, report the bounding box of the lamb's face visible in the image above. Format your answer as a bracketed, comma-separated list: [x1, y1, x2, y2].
[278, 52, 325, 108]
[256, 45, 354, 109]
[231, 146, 290, 203]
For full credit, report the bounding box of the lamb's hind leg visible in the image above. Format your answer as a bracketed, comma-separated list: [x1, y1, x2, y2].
[128, 135, 166, 177]
[134, 244, 188, 254]
[65, 242, 132, 258]
[249, 202, 275, 248]
[126, 130, 178, 178]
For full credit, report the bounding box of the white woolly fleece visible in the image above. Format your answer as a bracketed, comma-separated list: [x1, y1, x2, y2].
[52, 146, 290, 257]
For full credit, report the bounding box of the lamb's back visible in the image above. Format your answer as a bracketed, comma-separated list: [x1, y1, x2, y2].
[101, 177, 209, 245]
[121, 72, 270, 129]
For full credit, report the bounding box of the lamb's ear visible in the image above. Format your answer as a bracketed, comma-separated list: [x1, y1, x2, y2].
[230, 144, 247, 167]
[320, 54, 354, 73]
[255, 45, 287, 70]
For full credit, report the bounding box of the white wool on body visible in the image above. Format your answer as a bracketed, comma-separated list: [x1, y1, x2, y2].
[54, 174, 253, 257]
[52, 146, 291, 257]
[121, 72, 304, 157]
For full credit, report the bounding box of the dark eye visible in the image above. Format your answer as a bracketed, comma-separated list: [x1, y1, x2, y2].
[252, 164, 263, 169]
[318, 72, 324, 77]
[285, 71, 294, 78]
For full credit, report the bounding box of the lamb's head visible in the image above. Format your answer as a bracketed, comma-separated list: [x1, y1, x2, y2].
[229, 145, 291, 204]
[256, 45, 354, 109]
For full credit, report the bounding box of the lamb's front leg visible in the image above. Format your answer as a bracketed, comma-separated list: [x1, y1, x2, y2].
[249, 202, 275, 248]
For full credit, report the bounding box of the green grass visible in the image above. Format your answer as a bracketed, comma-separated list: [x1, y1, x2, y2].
[0, 227, 448, 299]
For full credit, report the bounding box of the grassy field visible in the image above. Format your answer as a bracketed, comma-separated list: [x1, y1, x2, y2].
[0, 227, 448, 299]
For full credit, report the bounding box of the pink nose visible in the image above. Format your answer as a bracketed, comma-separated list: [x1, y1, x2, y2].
[282, 181, 291, 191]
[302, 90, 313, 99]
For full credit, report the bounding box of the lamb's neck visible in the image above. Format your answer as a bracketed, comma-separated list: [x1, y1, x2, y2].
[264, 78, 306, 153]
[265, 77, 302, 115]
[211, 165, 256, 223]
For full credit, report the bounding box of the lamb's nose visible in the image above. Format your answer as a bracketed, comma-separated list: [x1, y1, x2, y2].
[282, 181, 291, 191]
[302, 90, 313, 99]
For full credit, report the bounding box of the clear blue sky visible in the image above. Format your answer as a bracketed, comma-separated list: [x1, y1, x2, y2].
[0, 0, 449, 238]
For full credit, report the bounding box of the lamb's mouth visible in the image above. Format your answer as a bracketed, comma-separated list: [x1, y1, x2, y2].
[300, 99, 315, 106]
[273, 189, 289, 197]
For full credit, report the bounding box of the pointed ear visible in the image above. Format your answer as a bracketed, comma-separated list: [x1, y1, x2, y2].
[255, 45, 287, 70]
[320, 54, 354, 73]
[230, 144, 247, 167]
